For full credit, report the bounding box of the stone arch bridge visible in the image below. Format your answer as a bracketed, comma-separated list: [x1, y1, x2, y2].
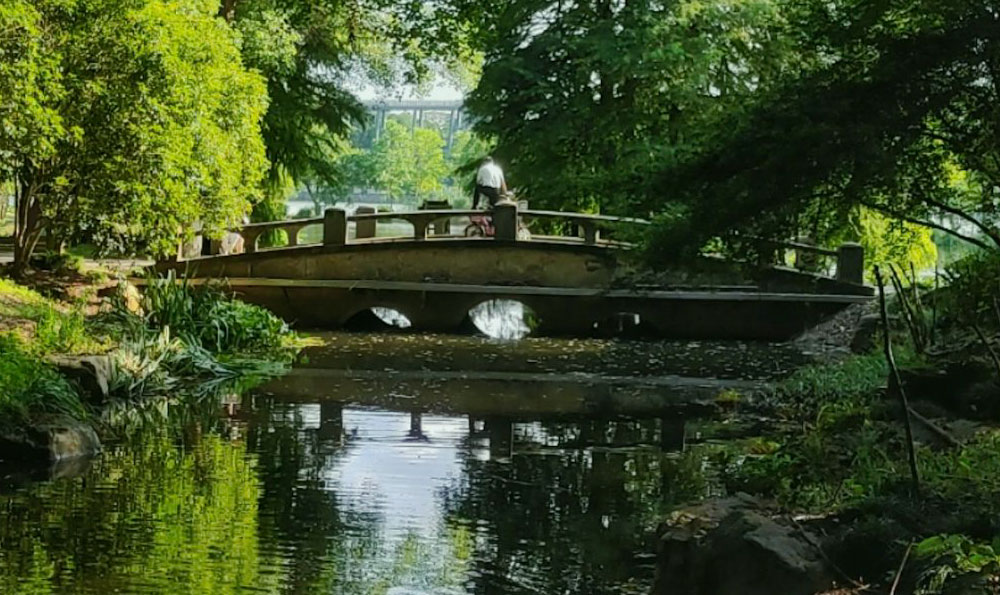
[156, 204, 872, 340]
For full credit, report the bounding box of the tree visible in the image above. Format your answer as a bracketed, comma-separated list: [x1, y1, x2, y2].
[1, 0, 268, 271]
[221, 0, 479, 216]
[0, 1, 63, 255]
[459, 0, 792, 213]
[224, 0, 362, 198]
[648, 0, 1000, 261]
[367, 119, 449, 203]
[410, 127, 448, 199]
[447, 130, 491, 193]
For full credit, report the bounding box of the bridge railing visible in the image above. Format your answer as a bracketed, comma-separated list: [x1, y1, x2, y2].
[176, 203, 864, 285]
[186, 202, 648, 256]
[755, 238, 864, 285]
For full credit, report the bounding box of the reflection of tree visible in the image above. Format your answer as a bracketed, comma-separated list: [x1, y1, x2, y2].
[0, 431, 270, 594]
[0, 396, 714, 595]
[440, 417, 708, 594]
[243, 396, 382, 593]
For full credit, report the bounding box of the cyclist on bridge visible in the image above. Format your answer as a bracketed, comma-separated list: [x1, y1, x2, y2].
[472, 156, 507, 209]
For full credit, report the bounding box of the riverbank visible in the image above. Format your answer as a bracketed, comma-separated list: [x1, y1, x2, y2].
[0, 270, 303, 464]
[653, 307, 1000, 593]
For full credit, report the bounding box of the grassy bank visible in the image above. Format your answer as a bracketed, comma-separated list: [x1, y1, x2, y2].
[708, 329, 1000, 591]
[0, 273, 302, 438]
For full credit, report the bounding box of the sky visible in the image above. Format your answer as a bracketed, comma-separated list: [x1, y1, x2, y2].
[354, 77, 466, 103]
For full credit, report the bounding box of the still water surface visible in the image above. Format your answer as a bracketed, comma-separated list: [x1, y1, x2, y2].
[0, 333, 804, 594]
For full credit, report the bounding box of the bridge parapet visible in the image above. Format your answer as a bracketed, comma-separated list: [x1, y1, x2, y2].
[180, 202, 651, 258]
[172, 203, 865, 286]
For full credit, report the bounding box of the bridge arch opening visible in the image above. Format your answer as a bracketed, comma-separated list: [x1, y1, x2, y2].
[467, 299, 539, 340]
[343, 307, 412, 331]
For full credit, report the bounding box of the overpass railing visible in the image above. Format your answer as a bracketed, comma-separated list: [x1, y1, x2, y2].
[178, 203, 864, 285]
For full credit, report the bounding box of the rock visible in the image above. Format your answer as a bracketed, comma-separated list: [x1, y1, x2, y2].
[49, 354, 113, 402]
[653, 494, 837, 595]
[903, 362, 1000, 419]
[47, 423, 101, 460]
[97, 280, 143, 313]
[0, 420, 101, 463]
[850, 314, 882, 353]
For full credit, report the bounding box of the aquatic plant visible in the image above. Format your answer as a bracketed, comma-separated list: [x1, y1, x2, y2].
[93, 272, 301, 403]
[106, 271, 294, 356]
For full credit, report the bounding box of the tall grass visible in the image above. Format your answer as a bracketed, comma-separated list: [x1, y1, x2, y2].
[110, 271, 292, 355]
[98, 272, 298, 401]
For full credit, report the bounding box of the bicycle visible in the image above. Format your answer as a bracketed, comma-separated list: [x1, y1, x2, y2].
[463, 197, 532, 240]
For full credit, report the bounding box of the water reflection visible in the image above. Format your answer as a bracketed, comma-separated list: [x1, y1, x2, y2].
[372, 306, 413, 329]
[0, 403, 704, 593]
[468, 299, 536, 340]
[0, 333, 787, 594]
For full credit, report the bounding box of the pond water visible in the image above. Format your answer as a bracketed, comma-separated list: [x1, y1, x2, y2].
[0, 333, 805, 594]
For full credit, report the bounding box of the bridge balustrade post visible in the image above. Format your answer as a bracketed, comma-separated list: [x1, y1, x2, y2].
[163, 240, 183, 264]
[242, 230, 260, 254]
[836, 242, 865, 285]
[355, 206, 376, 239]
[493, 201, 519, 242]
[582, 222, 599, 245]
[323, 208, 348, 246]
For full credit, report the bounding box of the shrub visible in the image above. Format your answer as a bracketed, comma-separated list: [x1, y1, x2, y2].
[30, 250, 84, 274]
[111, 272, 293, 355]
[0, 277, 100, 354]
[34, 307, 90, 354]
[942, 250, 1000, 327]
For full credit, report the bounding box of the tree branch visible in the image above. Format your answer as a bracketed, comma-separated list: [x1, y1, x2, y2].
[859, 199, 993, 250]
[922, 196, 1000, 248]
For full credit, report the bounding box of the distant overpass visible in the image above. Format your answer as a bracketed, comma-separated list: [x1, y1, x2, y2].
[361, 100, 469, 152]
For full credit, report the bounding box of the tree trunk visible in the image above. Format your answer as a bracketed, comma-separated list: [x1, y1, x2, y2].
[218, 0, 238, 22]
[13, 176, 44, 277]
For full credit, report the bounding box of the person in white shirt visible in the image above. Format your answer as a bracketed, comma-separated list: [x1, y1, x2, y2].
[473, 156, 507, 209]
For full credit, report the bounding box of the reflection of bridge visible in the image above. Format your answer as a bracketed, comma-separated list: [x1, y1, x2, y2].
[157, 203, 872, 340]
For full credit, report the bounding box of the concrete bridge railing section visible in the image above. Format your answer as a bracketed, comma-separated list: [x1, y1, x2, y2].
[191, 203, 648, 255]
[180, 203, 865, 287]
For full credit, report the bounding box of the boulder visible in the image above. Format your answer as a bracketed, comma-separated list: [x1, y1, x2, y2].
[850, 314, 882, 353]
[0, 420, 101, 463]
[653, 494, 837, 595]
[50, 354, 113, 402]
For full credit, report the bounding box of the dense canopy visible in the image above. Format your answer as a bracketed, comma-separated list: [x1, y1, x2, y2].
[4, 0, 1000, 272]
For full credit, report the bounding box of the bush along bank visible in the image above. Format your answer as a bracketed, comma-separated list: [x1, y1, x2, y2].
[0, 272, 303, 463]
[655, 254, 1000, 595]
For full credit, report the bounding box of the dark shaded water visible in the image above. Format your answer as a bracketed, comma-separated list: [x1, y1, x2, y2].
[0, 333, 804, 594]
